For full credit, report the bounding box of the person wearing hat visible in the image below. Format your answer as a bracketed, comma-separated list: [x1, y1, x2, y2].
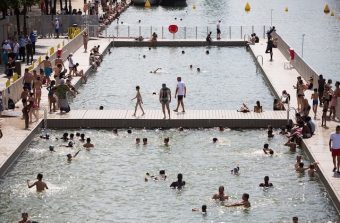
[56, 79, 71, 113]
[159, 83, 171, 119]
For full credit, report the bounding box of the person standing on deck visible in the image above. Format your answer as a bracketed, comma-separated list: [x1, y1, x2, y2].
[216, 20, 221, 40]
[159, 83, 171, 119]
[174, 77, 186, 113]
[329, 125, 340, 173]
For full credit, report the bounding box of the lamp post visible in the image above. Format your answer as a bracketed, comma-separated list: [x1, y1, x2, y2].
[302, 34, 305, 57]
[270, 9, 274, 27]
[69, 0, 72, 14]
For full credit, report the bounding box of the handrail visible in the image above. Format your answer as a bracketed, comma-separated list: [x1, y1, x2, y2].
[256, 55, 263, 66]
[39, 107, 48, 129]
[287, 107, 297, 124]
[243, 34, 250, 42]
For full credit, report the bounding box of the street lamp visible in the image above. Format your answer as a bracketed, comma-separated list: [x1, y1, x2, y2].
[69, 0, 72, 14]
[270, 9, 274, 27]
[302, 34, 305, 57]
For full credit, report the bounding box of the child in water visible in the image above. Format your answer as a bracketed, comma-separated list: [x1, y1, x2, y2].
[131, 86, 145, 116]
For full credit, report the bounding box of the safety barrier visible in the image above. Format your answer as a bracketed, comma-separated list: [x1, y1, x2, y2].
[103, 25, 270, 40]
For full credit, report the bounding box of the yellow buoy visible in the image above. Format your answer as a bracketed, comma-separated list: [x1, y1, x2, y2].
[245, 2, 251, 12]
[144, 0, 151, 8]
[331, 11, 334, 16]
[324, 4, 330, 14]
[284, 7, 288, 12]
[193, 4, 196, 9]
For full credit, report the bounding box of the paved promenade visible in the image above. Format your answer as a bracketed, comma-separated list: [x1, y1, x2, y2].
[250, 40, 340, 212]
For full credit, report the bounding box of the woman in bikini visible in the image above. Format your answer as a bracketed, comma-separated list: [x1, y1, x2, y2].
[33, 76, 43, 108]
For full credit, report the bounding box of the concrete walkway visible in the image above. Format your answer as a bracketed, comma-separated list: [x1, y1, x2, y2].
[250, 40, 340, 212]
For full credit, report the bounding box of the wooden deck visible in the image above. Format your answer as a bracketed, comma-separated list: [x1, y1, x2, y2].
[47, 110, 289, 128]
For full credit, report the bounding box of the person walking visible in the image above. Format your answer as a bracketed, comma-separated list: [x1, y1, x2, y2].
[329, 125, 340, 173]
[159, 83, 171, 119]
[174, 77, 186, 113]
[131, 85, 145, 116]
[29, 31, 37, 54]
[265, 38, 274, 61]
[83, 31, 89, 52]
[216, 20, 221, 40]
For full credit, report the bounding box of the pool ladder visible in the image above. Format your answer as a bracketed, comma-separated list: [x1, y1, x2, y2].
[287, 107, 297, 125]
[39, 108, 48, 130]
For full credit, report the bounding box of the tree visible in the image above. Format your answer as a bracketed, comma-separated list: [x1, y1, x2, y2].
[0, 0, 9, 19]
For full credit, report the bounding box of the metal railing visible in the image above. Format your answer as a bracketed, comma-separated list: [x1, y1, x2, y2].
[102, 25, 270, 40]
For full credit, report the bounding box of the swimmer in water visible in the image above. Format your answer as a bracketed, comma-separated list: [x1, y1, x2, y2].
[18, 212, 32, 223]
[150, 68, 162, 73]
[259, 176, 273, 187]
[164, 137, 169, 146]
[182, 50, 185, 54]
[212, 186, 229, 201]
[308, 163, 318, 177]
[219, 126, 224, 131]
[213, 138, 218, 143]
[292, 216, 299, 223]
[70, 133, 75, 140]
[49, 145, 55, 152]
[170, 173, 186, 189]
[263, 143, 274, 155]
[153, 170, 167, 181]
[27, 173, 48, 192]
[295, 162, 308, 173]
[192, 205, 207, 214]
[40, 134, 50, 139]
[112, 128, 118, 135]
[268, 125, 274, 138]
[231, 167, 240, 175]
[127, 129, 132, 134]
[284, 138, 297, 152]
[179, 127, 184, 131]
[197, 68, 201, 72]
[295, 155, 302, 170]
[83, 138, 94, 149]
[61, 141, 74, 148]
[61, 132, 69, 141]
[67, 150, 81, 162]
[136, 138, 141, 145]
[79, 133, 86, 142]
[189, 65, 193, 69]
[76, 132, 80, 137]
[224, 193, 251, 208]
[143, 138, 148, 145]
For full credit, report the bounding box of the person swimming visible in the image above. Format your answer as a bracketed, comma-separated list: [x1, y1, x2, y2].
[67, 150, 81, 162]
[268, 125, 274, 138]
[80, 133, 86, 142]
[40, 134, 50, 139]
[259, 176, 273, 187]
[61, 132, 69, 141]
[212, 186, 229, 201]
[27, 173, 48, 192]
[189, 65, 193, 69]
[127, 129, 132, 134]
[61, 141, 74, 148]
[219, 126, 224, 131]
[192, 204, 207, 214]
[49, 145, 55, 152]
[170, 173, 186, 189]
[164, 137, 170, 146]
[196, 68, 201, 72]
[143, 138, 148, 145]
[263, 143, 274, 155]
[224, 193, 250, 208]
[231, 167, 240, 175]
[83, 138, 94, 149]
[213, 138, 218, 143]
[136, 138, 141, 145]
[150, 68, 162, 73]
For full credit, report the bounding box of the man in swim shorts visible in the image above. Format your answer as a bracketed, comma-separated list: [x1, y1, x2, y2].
[159, 83, 171, 119]
[212, 186, 229, 201]
[43, 56, 52, 85]
[27, 173, 48, 192]
[329, 125, 340, 173]
[174, 77, 186, 113]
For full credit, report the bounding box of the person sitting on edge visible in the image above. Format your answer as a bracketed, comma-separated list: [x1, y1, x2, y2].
[259, 176, 273, 187]
[212, 186, 229, 201]
[254, 100, 263, 113]
[237, 103, 250, 113]
[143, 138, 148, 145]
[281, 90, 291, 103]
[27, 173, 48, 192]
[206, 32, 212, 43]
[192, 205, 207, 214]
[164, 137, 170, 146]
[83, 138, 94, 149]
[263, 143, 274, 155]
[267, 125, 274, 138]
[170, 173, 186, 189]
[224, 193, 251, 208]
[67, 150, 81, 162]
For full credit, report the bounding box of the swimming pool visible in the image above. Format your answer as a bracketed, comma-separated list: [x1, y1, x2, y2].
[71, 47, 274, 110]
[0, 129, 338, 222]
[111, 0, 340, 82]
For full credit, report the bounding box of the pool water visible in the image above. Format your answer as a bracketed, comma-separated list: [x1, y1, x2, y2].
[110, 0, 340, 81]
[71, 47, 274, 110]
[0, 129, 339, 222]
